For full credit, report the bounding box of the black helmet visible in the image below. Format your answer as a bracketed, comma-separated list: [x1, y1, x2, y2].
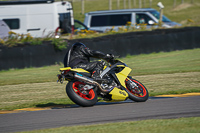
[72, 42, 86, 48]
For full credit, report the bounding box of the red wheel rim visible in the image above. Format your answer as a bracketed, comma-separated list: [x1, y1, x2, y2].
[72, 81, 95, 100]
[126, 79, 147, 97]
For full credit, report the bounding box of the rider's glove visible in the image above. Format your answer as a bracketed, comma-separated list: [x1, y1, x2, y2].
[105, 54, 114, 62]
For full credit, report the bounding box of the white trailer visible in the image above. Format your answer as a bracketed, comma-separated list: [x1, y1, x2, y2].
[0, 0, 74, 37]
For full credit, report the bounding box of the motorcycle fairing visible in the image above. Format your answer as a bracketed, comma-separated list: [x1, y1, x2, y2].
[109, 87, 128, 101]
[60, 67, 71, 71]
[60, 67, 90, 73]
[115, 66, 132, 88]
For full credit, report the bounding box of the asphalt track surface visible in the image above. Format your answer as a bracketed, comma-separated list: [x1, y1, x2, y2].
[0, 96, 200, 133]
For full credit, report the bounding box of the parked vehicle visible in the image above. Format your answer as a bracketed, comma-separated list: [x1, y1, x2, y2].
[0, 20, 10, 40]
[0, 0, 74, 37]
[74, 19, 89, 31]
[74, 19, 103, 34]
[57, 57, 149, 107]
[84, 8, 181, 32]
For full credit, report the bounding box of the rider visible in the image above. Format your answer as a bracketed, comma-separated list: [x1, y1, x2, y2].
[64, 42, 114, 80]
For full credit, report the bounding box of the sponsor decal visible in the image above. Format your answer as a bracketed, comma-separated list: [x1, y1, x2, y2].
[119, 90, 126, 96]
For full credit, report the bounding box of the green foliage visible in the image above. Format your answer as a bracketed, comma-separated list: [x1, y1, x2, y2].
[0, 31, 50, 47]
[1, 0, 200, 46]
[71, 22, 157, 39]
[30, 38, 43, 45]
[51, 38, 68, 50]
[0, 31, 67, 50]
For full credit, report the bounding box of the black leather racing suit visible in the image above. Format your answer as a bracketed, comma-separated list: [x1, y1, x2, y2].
[64, 43, 112, 77]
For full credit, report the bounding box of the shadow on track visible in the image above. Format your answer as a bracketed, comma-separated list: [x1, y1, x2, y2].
[36, 97, 175, 109]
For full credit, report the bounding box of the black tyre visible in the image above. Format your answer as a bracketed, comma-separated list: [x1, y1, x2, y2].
[125, 77, 149, 102]
[66, 81, 97, 107]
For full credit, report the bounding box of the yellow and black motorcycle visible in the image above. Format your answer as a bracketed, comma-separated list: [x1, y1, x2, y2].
[57, 59, 149, 107]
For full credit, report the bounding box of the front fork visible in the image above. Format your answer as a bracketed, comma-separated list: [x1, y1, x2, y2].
[126, 77, 138, 88]
[126, 77, 144, 95]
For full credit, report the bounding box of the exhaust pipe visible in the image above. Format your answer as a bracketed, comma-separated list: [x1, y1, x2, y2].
[74, 73, 110, 93]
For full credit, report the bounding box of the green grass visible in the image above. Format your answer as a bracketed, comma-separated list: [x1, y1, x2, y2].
[1, 1, 199, 131]
[0, 82, 74, 110]
[124, 49, 200, 76]
[1, 72, 200, 110]
[0, 48, 200, 110]
[18, 117, 200, 133]
[1, 48, 200, 86]
[0, 65, 61, 86]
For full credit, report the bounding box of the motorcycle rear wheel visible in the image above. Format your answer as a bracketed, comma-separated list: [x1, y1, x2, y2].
[66, 81, 97, 107]
[125, 77, 149, 102]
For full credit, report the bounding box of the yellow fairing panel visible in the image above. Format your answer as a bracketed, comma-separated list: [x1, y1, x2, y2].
[60, 67, 90, 73]
[109, 87, 128, 101]
[116, 65, 125, 67]
[116, 66, 132, 88]
[60, 67, 71, 71]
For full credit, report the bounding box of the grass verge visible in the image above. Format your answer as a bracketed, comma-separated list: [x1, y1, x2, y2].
[17, 117, 200, 133]
[1, 71, 199, 110]
[1, 48, 200, 85]
[0, 49, 200, 110]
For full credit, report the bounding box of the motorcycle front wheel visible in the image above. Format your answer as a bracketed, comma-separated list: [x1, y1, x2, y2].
[66, 81, 97, 107]
[125, 77, 149, 102]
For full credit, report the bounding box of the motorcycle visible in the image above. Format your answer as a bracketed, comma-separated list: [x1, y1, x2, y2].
[57, 58, 149, 107]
